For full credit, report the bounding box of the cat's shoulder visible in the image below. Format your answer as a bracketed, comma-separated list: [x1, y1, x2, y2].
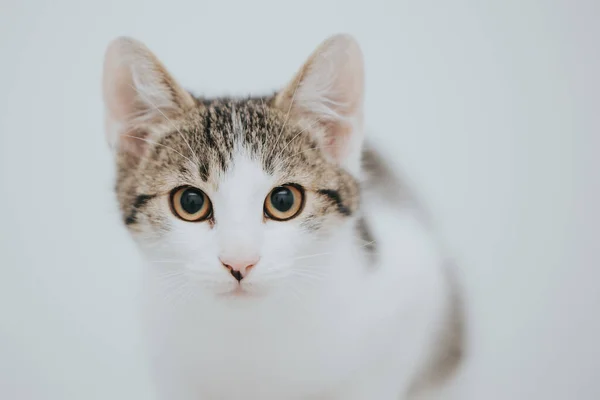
[360, 142, 427, 219]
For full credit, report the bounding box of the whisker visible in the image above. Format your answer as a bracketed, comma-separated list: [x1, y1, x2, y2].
[359, 239, 376, 248]
[150, 260, 187, 264]
[121, 134, 195, 165]
[178, 283, 197, 305]
[290, 269, 327, 280]
[164, 284, 187, 305]
[272, 117, 324, 163]
[159, 279, 189, 302]
[155, 269, 188, 279]
[266, 73, 303, 162]
[127, 83, 201, 167]
[277, 143, 343, 166]
[291, 251, 333, 262]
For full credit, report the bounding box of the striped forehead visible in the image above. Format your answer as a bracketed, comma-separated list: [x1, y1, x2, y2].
[196, 99, 274, 177]
[182, 98, 315, 182]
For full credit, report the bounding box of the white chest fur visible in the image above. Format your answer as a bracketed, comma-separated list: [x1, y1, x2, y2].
[142, 208, 452, 400]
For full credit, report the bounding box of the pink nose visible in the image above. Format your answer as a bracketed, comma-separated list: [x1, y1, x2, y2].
[219, 257, 259, 282]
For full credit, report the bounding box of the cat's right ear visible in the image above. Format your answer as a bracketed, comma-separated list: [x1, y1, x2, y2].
[275, 34, 365, 175]
[102, 37, 195, 157]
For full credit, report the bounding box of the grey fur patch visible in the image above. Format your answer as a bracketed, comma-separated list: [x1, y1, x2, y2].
[361, 144, 411, 205]
[356, 217, 377, 263]
[407, 261, 465, 396]
[361, 143, 432, 227]
[361, 147, 464, 392]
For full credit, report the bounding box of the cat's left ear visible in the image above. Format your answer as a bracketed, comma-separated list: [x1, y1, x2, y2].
[102, 37, 195, 157]
[275, 34, 365, 175]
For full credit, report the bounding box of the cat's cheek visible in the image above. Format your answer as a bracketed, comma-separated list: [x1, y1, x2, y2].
[248, 223, 299, 282]
[144, 219, 219, 266]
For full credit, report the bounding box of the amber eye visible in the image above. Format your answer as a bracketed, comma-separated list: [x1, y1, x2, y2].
[264, 184, 304, 221]
[170, 186, 212, 222]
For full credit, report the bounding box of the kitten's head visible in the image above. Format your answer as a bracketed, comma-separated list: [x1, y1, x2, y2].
[102, 34, 365, 299]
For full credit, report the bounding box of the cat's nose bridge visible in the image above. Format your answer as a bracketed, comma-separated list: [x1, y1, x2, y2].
[218, 228, 260, 253]
[217, 223, 262, 277]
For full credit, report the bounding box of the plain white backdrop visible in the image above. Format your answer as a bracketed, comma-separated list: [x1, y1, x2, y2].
[0, 0, 597, 399]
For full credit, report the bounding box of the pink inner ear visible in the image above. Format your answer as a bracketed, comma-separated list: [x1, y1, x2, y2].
[103, 61, 149, 156]
[275, 34, 365, 171]
[102, 37, 195, 157]
[103, 40, 140, 124]
[321, 120, 353, 161]
[121, 128, 150, 158]
[106, 67, 138, 123]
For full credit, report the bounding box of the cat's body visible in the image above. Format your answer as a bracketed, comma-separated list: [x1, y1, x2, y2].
[102, 35, 464, 400]
[142, 143, 461, 400]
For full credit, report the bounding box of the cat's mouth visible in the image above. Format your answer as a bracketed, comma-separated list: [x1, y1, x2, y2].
[217, 284, 263, 299]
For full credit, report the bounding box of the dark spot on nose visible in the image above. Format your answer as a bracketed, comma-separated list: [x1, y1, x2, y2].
[229, 269, 244, 282]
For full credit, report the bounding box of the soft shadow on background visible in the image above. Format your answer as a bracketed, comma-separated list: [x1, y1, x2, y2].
[0, 1, 596, 399]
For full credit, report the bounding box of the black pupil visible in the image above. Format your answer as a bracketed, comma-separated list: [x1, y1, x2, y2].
[271, 187, 294, 212]
[181, 189, 204, 214]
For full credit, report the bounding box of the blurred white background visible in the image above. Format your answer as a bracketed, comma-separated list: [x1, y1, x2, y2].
[0, 0, 597, 399]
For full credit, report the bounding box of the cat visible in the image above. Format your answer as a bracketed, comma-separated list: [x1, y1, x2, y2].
[102, 33, 464, 400]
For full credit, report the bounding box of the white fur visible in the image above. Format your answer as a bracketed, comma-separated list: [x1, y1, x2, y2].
[104, 34, 457, 400]
[136, 147, 452, 400]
